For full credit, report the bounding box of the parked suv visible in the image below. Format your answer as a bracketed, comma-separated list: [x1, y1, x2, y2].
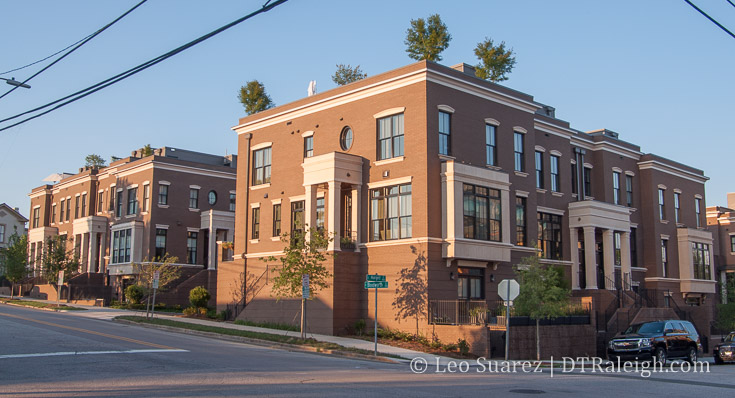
[607, 320, 702, 365]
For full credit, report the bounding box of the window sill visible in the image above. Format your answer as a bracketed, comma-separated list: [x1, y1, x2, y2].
[250, 183, 271, 191]
[374, 156, 404, 166]
[660, 220, 670, 225]
[551, 191, 564, 197]
[189, 208, 200, 212]
[514, 171, 528, 178]
[676, 223, 685, 228]
[438, 154, 455, 161]
[584, 196, 595, 201]
[157, 204, 169, 208]
[536, 188, 547, 194]
[486, 165, 502, 171]
[249, 239, 259, 244]
[125, 214, 136, 218]
[271, 236, 281, 242]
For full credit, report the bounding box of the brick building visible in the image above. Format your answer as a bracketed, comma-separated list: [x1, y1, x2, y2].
[707, 193, 735, 304]
[219, 61, 715, 353]
[28, 147, 236, 301]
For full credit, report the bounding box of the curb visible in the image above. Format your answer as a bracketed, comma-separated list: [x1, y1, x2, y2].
[113, 318, 400, 364]
[0, 300, 83, 313]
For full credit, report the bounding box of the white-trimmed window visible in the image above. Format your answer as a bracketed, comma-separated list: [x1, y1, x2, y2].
[535, 151, 544, 189]
[155, 228, 167, 260]
[514, 132, 524, 172]
[661, 239, 668, 277]
[439, 111, 451, 156]
[60, 199, 65, 222]
[674, 192, 681, 223]
[97, 191, 104, 213]
[32, 207, 40, 228]
[158, 184, 169, 205]
[303, 136, 314, 158]
[251, 207, 260, 240]
[187, 232, 198, 264]
[111, 229, 132, 264]
[229, 192, 236, 211]
[115, 190, 124, 218]
[550, 155, 560, 192]
[658, 188, 666, 220]
[463, 184, 502, 242]
[377, 113, 404, 160]
[370, 183, 412, 241]
[613, 171, 621, 205]
[486, 124, 497, 166]
[189, 188, 199, 209]
[695, 197, 702, 228]
[127, 187, 138, 215]
[625, 175, 633, 207]
[252, 147, 272, 185]
[81, 193, 87, 217]
[0, 224, 5, 243]
[692, 242, 711, 280]
[142, 184, 150, 212]
[51, 204, 57, 224]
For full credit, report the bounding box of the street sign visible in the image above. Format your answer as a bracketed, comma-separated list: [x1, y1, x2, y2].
[366, 274, 386, 282]
[302, 274, 310, 299]
[152, 271, 160, 289]
[498, 279, 519, 301]
[364, 281, 388, 289]
[57, 270, 64, 286]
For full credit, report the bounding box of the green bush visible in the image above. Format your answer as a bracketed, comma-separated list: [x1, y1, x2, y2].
[429, 339, 443, 349]
[717, 302, 735, 331]
[353, 319, 366, 336]
[182, 307, 198, 316]
[125, 285, 145, 305]
[457, 339, 470, 356]
[189, 286, 211, 308]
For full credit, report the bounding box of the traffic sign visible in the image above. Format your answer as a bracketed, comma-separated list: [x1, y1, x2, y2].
[498, 279, 519, 301]
[302, 274, 310, 299]
[366, 274, 386, 282]
[364, 281, 388, 289]
[57, 270, 64, 286]
[152, 271, 160, 289]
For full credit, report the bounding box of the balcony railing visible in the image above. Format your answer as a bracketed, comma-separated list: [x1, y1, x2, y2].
[429, 299, 591, 326]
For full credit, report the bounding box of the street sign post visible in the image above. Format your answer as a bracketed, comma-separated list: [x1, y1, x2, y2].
[149, 271, 160, 319]
[498, 279, 520, 361]
[365, 274, 388, 356]
[56, 270, 64, 308]
[301, 274, 309, 339]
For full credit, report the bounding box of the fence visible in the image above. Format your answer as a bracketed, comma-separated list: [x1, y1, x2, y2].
[429, 299, 591, 326]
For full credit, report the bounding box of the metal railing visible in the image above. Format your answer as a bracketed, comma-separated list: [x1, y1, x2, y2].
[339, 231, 358, 251]
[429, 299, 591, 326]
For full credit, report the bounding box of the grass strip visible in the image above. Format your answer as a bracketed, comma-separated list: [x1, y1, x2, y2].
[0, 298, 87, 311]
[117, 315, 401, 359]
[233, 319, 300, 332]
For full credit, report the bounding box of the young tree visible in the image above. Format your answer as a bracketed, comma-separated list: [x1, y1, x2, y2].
[238, 80, 274, 115]
[141, 144, 154, 157]
[1, 233, 28, 298]
[474, 37, 517, 82]
[131, 254, 182, 316]
[262, 227, 334, 338]
[404, 14, 452, 62]
[42, 235, 80, 284]
[332, 64, 367, 86]
[84, 154, 106, 168]
[514, 253, 570, 361]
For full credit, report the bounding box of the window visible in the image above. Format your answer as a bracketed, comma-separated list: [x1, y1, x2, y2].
[115, 190, 123, 218]
[661, 239, 668, 277]
[730, 235, 735, 253]
[538, 212, 562, 260]
[692, 242, 711, 280]
[631, 228, 638, 267]
[97, 192, 104, 213]
[486, 124, 497, 166]
[142, 184, 150, 212]
[583, 167, 592, 197]
[111, 229, 132, 263]
[291, 201, 305, 236]
[127, 188, 138, 215]
[65, 198, 71, 221]
[32, 208, 39, 228]
[370, 184, 412, 241]
[155, 229, 167, 260]
[340, 127, 353, 151]
[189, 188, 199, 209]
[60, 199, 65, 222]
[438, 111, 451, 156]
[74, 196, 80, 219]
[674, 192, 681, 223]
[251, 208, 260, 240]
[0, 225, 5, 243]
[252, 147, 272, 185]
[625, 175, 633, 207]
[208, 190, 217, 206]
[304, 136, 314, 158]
[229, 193, 236, 211]
[514, 132, 524, 172]
[457, 267, 484, 300]
[187, 232, 198, 264]
[377, 113, 404, 160]
[550, 155, 560, 192]
[316, 197, 325, 232]
[516, 196, 526, 246]
[571, 163, 578, 195]
[81, 193, 87, 217]
[51, 204, 56, 224]
[462, 184, 501, 241]
[614, 232, 622, 266]
[696, 198, 702, 228]
[535, 151, 544, 189]
[158, 184, 168, 205]
[613, 171, 621, 205]
[273, 204, 282, 236]
[658, 188, 665, 220]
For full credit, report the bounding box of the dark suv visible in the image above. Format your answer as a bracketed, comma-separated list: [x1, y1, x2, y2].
[607, 320, 702, 365]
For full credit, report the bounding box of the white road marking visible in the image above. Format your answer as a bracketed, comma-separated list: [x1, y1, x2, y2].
[0, 349, 189, 359]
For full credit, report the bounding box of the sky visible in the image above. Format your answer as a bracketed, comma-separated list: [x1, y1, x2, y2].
[1, 0, 734, 217]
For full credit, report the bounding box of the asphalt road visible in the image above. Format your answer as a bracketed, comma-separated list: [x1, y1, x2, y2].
[1, 303, 735, 397]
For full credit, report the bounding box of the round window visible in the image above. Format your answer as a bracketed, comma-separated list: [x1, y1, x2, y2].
[340, 126, 353, 151]
[208, 190, 217, 205]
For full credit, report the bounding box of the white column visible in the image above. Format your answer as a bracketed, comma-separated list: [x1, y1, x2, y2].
[304, 184, 317, 241]
[327, 181, 341, 251]
[351, 185, 361, 252]
[98, 233, 107, 274]
[620, 231, 632, 290]
[583, 226, 598, 289]
[570, 227, 580, 290]
[87, 232, 97, 273]
[602, 229, 615, 290]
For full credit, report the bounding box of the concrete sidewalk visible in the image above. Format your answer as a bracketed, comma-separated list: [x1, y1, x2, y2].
[0, 295, 457, 365]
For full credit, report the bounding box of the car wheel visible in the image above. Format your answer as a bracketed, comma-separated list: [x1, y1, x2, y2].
[654, 347, 667, 366]
[686, 347, 697, 364]
[714, 355, 723, 365]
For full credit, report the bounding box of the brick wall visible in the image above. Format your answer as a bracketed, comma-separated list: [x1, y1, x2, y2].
[490, 324, 597, 360]
[431, 324, 489, 357]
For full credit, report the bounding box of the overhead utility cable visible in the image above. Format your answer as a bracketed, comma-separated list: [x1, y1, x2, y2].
[684, 0, 735, 40]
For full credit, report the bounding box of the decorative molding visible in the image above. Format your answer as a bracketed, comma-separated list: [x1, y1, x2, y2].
[437, 104, 455, 113]
[251, 142, 272, 151]
[367, 176, 412, 189]
[373, 156, 404, 166]
[301, 130, 314, 138]
[373, 107, 406, 119]
[484, 118, 500, 126]
[513, 126, 528, 134]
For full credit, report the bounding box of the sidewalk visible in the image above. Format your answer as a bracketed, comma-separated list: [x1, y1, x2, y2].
[0, 295, 457, 365]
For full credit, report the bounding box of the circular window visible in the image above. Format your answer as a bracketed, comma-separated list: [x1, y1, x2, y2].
[208, 190, 217, 205]
[340, 126, 353, 151]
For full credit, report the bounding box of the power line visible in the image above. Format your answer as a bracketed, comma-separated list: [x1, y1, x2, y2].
[0, 0, 289, 133]
[0, 34, 94, 76]
[728, 0, 735, 10]
[684, 0, 735, 40]
[0, 0, 148, 101]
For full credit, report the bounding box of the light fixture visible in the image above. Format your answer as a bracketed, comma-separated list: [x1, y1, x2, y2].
[1, 77, 30, 89]
[449, 272, 455, 280]
[264, 193, 268, 198]
[490, 274, 495, 282]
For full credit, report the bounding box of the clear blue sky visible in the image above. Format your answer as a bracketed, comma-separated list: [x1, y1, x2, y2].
[1, 0, 734, 217]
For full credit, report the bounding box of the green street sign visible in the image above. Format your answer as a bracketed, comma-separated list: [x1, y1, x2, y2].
[365, 281, 388, 289]
[366, 274, 386, 282]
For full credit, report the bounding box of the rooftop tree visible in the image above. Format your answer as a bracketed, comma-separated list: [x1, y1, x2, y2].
[85, 154, 106, 168]
[332, 64, 367, 86]
[238, 80, 274, 115]
[474, 37, 517, 82]
[404, 14, 452, 62]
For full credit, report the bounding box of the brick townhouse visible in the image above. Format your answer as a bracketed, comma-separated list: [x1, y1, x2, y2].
[28, 147, 236, 300]
[218, 60, 715, 353]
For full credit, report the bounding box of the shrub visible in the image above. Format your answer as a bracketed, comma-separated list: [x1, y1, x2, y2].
[457, 339, 470, 356]
[429, 339, 443, 349]
[125, 285, 145, 304]
[182, 307, 198, 316]
[206, 308, 217, 319]
[353, 319, 366, 336]
[443, 343, 458, 352]
[189, 286, 211, 308]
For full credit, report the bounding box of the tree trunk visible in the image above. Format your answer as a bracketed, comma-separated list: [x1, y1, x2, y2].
[536, 318, 540, 361]
[10, 282, 14, 299]
[300, 298, 306, 339]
